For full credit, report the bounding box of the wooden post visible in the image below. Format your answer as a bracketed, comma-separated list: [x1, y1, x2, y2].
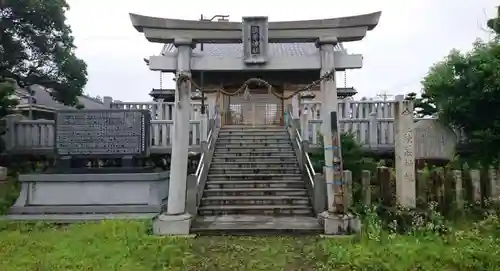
[361, 170, 371, 206]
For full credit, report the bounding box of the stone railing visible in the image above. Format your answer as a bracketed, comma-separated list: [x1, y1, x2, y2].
[106, 100, 215, 121]
[3, 115, 207, 154]
[302, 117, 466, 150]
[298, 98, 466, 150]
[304, 117, 413, 147]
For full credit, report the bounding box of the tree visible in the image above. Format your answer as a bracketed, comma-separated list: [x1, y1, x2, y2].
[421, 40, 500, 163]
[0, 78, 19, 118]
[487, 6, 499, 35]
[0, 0, 88, 116]
[404, 92, 437, 118]
[310, 133, 377, 180]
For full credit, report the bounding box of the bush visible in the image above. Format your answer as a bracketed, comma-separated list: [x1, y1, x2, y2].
[310, 133, 378, 176]
[0, 176, 19, 215]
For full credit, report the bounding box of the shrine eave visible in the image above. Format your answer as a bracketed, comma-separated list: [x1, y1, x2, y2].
[129, 12, 381, 44]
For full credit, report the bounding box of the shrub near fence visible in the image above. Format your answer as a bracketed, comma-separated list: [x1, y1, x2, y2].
[344, 165, 500, 217]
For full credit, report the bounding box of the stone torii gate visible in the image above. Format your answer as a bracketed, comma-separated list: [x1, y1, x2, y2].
[130, 12, 381, 234]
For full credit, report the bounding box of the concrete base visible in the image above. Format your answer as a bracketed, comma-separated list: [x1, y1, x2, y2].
[319, 211, 361, 235]
[0, 213, 158, 223]
[10, 172, 169, 215]
[152, 212, 193, 235]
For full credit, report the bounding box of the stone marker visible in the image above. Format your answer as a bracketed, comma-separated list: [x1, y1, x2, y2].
[394, 97, 416, 208]
[55, 110, 150, 157]
[414, 119, 457, 160]
[10, 109, 168, 218]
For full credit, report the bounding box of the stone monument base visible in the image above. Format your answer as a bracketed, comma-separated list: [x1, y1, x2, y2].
[9, 172, 169, 215]
[318, 211, 361, 235]
[152, 212, 193, 235]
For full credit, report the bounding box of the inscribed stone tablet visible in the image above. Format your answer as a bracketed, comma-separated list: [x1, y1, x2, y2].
[55, 110, 150, 157]
[414, 119, 457, 160]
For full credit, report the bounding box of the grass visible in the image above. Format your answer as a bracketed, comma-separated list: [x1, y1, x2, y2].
[1, 217, 500, 271]
[2, 177, 500, 270]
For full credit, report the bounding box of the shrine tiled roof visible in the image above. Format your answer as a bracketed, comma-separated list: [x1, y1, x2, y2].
[161, 42, 343, 57]
[16, 85, 107, 110]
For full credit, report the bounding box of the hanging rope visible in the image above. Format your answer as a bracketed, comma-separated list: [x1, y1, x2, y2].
[176, 69, 336, 100]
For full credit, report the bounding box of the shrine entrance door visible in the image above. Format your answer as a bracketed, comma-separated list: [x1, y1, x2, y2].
[222, 88, 284, 126]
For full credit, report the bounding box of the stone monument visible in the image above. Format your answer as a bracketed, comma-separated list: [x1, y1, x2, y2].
[414, 119, 457, 161]
[9, 109, 169, 217]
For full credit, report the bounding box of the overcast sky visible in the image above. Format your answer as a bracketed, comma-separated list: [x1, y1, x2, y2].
[66, 0, 498, 102]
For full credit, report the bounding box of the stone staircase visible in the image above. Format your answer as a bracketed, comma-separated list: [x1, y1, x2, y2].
[191, 125, 322, 234]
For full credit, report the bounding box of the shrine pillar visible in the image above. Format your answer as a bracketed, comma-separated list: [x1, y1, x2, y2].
[317, 37, 360, 234]
[153, 38, 194, 235]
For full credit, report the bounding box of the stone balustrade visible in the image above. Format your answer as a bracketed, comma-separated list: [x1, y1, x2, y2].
[106, 100, 212, 121]
[4, 117, 206, 154]
[3, 97, 466, 155]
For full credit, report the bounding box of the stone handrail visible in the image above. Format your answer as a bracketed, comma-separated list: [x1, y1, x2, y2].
[186, 105, 220, 215]
[285, 108, 326, 215]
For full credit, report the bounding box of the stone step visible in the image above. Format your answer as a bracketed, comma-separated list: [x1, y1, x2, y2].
[220, 128, 286, 132]
[214, 150, 296, 156]
[207, 173, 302, 181]
[209, 168, 301, 175]
[190, 215, 323, 236]
[201, 196, 310, 206]
[218, 132, 288, 137]
[215, 148, 294, 153]
[205, 180, 305, 189]
[217, 138, 291, 144]
[212, 156, 297, 163]
[217, 137, 289, 141]
[198, 205, 313, 216]
[210, 161, 299, 168]
[203, 188, 308, 197]
[215, 143, 292, 148]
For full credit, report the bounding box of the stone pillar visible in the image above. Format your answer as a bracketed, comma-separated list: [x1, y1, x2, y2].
[300, 103, 310, 142]
[316, 37, 341, 214]
[292, 95, 299, 117]
[199, 101, 208, 142]
[153, 38, 194, 236]
[103, 96, 113, 108]
[316, 37, 360, 235]
[394, 95, 416, 208]
[157, 98, 165, 120]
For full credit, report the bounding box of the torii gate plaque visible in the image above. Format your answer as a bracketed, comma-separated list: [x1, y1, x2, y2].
[242, 16, 269, 64]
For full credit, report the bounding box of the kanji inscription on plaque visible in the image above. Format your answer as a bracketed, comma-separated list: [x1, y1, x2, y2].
[55, 110, 150, 157]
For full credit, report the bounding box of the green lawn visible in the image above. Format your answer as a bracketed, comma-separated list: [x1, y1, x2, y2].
[1, 219, 500, 270]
